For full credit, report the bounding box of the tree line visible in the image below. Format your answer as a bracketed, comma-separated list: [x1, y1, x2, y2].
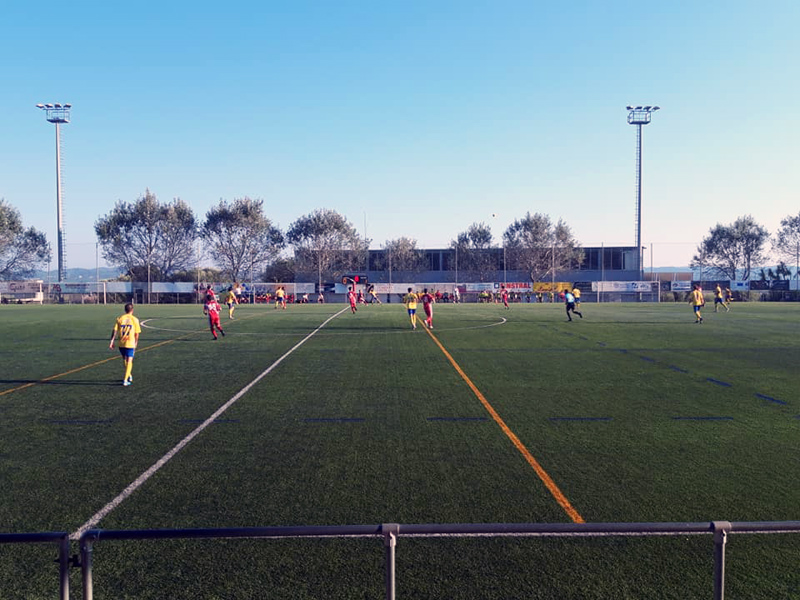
[1, 192, 799, 283]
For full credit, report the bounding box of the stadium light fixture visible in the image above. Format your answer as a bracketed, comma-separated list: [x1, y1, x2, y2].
[626, 105, 660, 282]
[36, 102, 72, 284]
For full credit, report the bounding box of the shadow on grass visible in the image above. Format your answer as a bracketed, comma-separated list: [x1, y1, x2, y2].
[0, 379, 120, 387]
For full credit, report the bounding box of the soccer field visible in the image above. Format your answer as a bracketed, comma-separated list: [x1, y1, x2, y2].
[1, 301, 799, 599]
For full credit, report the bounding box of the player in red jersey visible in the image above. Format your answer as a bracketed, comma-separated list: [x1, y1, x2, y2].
[420, 288, 435, 329]
[347, 286, 357, 314]
[204, 296, 226, 340]
[500, 285, 510, 309]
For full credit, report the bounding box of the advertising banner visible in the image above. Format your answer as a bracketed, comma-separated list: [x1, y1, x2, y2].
[670, 281, 692, 292]
[0, 281, 43, 293]
[492, 281, 532, 291]
[593, 281, 657, 293]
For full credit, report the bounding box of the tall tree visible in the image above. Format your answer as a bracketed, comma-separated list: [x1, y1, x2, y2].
[286, 209, 367, 289]
[772, 211, 800, 276]
[202, 197, 285, 282]
[450, 222, 496, 282]
[503, 212, 583, 282]
[95, 190, 198, 279]
[690, 215, 769, 281]
[0, 199, 51, 280]
[374, 237, 426, 273]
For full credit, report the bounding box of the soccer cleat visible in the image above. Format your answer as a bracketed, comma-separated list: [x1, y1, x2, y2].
[123, 379, 131, 387]
[213, 335, 218, 340]
[127, 375, 133, 384]
[220, 330, 225, 337]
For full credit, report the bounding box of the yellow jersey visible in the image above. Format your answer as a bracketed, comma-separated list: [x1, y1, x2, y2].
[404, 293, 418, 310]
[113, 314, 141, 349]
[224, 291, 237, 304]
[691, 289, 705, 306]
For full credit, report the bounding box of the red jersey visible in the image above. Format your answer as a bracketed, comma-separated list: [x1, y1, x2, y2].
[348, 290, 357, 305]
[205, 300, 222, 321]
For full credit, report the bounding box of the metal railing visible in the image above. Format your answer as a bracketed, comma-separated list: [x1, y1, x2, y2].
[4, 521, 800, 599]
[0, 531, 71, 600]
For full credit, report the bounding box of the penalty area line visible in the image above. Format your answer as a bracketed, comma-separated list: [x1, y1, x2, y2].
[70, 307, 348, 541]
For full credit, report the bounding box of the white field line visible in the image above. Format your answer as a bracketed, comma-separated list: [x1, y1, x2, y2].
[70, 307, 348, 541]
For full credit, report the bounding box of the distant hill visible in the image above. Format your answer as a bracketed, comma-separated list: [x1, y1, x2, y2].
[33, 267, 125, 281]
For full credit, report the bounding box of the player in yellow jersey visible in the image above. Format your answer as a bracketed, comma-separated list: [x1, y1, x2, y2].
[403, 287, 419, 330]
[223, 287, 239, 319]
[275, 286, 286, 310]
[109, 303, 141, 386]
[724, 287, 733, 311]
[713, 284, 724, 312]
[572, 286, 582, 313]
[690, 284, 705, 323]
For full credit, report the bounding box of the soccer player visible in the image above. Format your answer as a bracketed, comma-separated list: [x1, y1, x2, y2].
[724, 287, 733, 311]
[404, 287, 419, 330]
[713, 284, 727, 313]
[368, 284, 382, 304]
[572, 286, 582, 311]
[204, 295, 226, 339]
[421, 288, 435, 329]
[109, 303, 141, 386]
[347, 286, 358, 314]
[500, 285, 509, 309]
[275, 286, 286, 310]
[690, 284, 705, 323]
[564, 289, 583, 321]
[223, 286, 239, 319]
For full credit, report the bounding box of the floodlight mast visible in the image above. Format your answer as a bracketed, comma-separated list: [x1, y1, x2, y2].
[626, 105, 659, 281]
[36, 103, 72, 283]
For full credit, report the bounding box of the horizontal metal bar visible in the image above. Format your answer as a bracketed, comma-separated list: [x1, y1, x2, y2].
[0, 532, 69, 545]
[78, 521, 800, 546]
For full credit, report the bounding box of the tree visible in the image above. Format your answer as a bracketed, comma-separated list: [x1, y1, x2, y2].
[95, 190, 198, 279]
[503, 212, 583, 282]
[450, 222, 496, 282]
[262, 257, 296, 283]
[772, 211, 800, 276]
[690, 215, 769, 281]
[286, 209, 367, 288]
[202, 197, 285, 282]
[0, 199, 51, 280]
[374, 237, 426, 273]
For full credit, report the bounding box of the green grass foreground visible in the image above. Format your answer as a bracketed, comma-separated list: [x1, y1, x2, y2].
[0, 301, 798, 598]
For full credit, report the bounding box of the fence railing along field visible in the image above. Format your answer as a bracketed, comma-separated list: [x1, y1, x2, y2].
[5, 520, 799, 600]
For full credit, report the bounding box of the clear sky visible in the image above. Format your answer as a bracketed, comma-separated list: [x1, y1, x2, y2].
[1, 0, 798, 270]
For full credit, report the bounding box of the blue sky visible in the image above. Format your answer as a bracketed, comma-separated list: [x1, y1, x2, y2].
[1, 0, 798, 270]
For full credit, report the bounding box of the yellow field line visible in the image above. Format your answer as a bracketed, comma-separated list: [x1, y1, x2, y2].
[422, 325, 586, 524]
[0, 309, 276, 398]
[0, 337, 184, 398]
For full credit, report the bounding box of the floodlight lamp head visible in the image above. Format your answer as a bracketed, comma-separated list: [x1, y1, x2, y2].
[36, 103, 45, 108]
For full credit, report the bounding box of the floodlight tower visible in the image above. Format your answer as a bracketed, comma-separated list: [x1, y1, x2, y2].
[626, 105, 659, 280]
[36, 102, 72, 283]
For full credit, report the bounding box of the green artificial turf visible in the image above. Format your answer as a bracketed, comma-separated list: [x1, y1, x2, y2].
[0, 301, 798, 598]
